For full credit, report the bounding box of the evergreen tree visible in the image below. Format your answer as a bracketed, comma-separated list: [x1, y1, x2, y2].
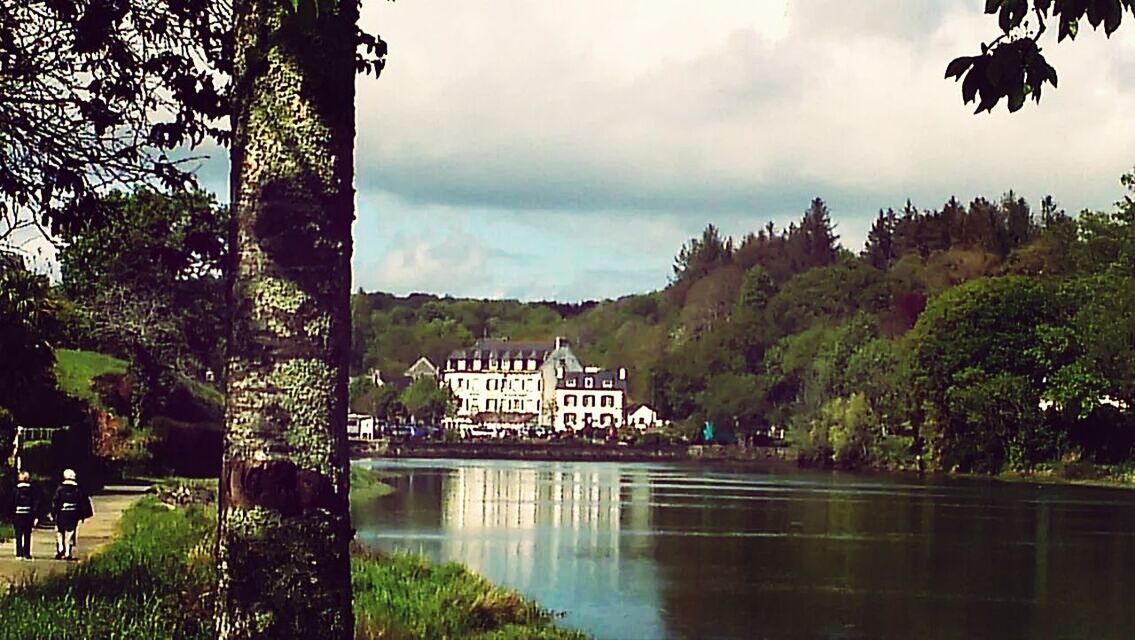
[863, 209, 897, 270]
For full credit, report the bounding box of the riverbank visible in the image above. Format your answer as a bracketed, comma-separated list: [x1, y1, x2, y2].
[352, 439, 794, 466]
[995, 460, 1135, 489]
[0, 483, 583, 639]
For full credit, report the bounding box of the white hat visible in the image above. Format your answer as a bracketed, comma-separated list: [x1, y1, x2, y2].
[63, 469, 77, 481]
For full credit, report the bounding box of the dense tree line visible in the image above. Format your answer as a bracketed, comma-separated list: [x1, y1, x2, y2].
[345, 175, 1135, 474]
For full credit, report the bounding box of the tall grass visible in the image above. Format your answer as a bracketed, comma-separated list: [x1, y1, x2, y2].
[0, 496, 586, 639]
[0, 499, 214, 640]
[352, 548, 585, 640]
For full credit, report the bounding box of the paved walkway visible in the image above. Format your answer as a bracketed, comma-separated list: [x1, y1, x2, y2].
[0, 485, 151, 590]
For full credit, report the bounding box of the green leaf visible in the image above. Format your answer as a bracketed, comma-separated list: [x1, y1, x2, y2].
[962, 66, 983, 104]
[1008, 85, 1026, 112]
[1104, 0, 1124, 34]
[975, 91, 1001, 114]
[945, 56, 974, 80]
[1086, 0, 1105, 27]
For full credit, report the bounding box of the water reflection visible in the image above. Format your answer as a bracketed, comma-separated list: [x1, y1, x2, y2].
[353, 460, 1135, 640]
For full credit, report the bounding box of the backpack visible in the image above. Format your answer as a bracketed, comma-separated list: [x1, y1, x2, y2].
[78, 494, 94, 520]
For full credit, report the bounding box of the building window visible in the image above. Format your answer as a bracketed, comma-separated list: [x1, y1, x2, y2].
[457, 360, 466, 371]
[567, 379, 577, 387]
[514, 359, 523, 370]
[602, 379, 612, 389]
[473, 359, 482, 371]
[601, 396, 613, 408]
[583, 396, 595, 407]
[487, 399, 498, 411]
[584, 378, 593, 389]
[564, 413, 577, 426]
[489, 358, 498, 369]
[564, 394, 577, 407]
[502, 359, 511, 371]
[600, 414, 613, 426]
[527, 359, 537, 370]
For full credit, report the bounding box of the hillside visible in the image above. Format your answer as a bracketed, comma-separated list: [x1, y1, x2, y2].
[352, 177, 1135, 474]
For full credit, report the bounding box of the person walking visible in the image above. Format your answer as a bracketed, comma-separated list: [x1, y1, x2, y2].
[12, 471, 39, 560]
[51, 469, 92, 561]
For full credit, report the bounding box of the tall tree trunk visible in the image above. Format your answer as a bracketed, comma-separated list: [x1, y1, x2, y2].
[218, 0, 357, 637]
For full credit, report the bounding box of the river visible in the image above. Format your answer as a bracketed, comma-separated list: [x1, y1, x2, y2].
[352, 458, 1135, 640]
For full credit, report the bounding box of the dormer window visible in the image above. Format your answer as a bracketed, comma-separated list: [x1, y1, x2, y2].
[567, 379, 577, 387]
[602, 380, 613, 389]
[584, 378, 593, 389]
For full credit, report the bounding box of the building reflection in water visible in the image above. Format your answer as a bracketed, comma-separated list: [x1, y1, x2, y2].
[439, 463, 662, 640]
[355, 460, 1135, 640]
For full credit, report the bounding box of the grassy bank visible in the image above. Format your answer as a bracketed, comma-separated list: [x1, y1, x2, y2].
[53, 349, 128, 406]
[351, 464, 396, 504]
[998, 461, 1135, 488]
[0, 498, 584, 639]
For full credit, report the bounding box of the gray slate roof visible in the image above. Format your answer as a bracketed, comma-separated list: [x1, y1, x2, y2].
[556, 371, 627, 391]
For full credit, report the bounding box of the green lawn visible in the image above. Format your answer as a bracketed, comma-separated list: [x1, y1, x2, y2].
[53, 349, 128, 406]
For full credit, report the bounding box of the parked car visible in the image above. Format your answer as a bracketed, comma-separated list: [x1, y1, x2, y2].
[463, 426, 494, 439]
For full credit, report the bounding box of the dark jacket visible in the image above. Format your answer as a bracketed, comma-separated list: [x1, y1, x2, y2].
[52, 482, 91, 530]
[13, 482, 38, 522]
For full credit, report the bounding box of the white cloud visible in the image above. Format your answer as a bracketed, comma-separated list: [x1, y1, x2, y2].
[355, 0, 1135, 221]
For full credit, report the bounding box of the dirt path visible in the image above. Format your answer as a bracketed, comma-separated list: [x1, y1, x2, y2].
[0, 485, 151, 590]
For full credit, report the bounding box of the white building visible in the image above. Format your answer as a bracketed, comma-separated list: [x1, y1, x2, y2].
[405, 356, 439, 381]
[553, 368, 627, 432]
[442, 337, 582, 430]
[347, 413, 376, 439]
[626, 404, 662, 430]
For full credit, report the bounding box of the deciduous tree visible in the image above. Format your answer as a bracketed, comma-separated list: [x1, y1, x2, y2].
[946, 0, 1135, 113]
[216, 0, 383, 636]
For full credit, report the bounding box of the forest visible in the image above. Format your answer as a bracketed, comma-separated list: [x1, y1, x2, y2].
[348, 172, 1135, 474]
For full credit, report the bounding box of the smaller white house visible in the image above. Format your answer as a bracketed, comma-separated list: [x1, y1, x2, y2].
[626, 404, 662, 430]
[554, 368, 627, 432]
[347, 413, 376, 439]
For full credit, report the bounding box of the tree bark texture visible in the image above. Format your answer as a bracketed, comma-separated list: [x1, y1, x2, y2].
[218, 0, 357, 637]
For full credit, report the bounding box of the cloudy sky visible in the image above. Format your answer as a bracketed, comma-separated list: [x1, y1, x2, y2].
[196, 1, 1134, 300]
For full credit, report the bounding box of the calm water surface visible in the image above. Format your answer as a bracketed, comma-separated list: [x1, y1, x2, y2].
[352, 459, 1135, 640]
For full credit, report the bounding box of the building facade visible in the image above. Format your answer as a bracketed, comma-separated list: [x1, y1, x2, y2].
[553, 368, 627, 432]
[626, 404, 662, 430]
[443, 337, 582, 429]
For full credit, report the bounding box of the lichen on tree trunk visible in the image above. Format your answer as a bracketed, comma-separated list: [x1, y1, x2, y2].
[218, 0, 358, 637]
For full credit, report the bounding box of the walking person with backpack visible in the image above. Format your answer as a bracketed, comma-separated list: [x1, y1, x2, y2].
[51, 469, 93, 561]
[12, 471, 39, 560]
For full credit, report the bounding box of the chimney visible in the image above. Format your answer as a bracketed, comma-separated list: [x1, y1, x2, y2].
[556, 362, 565, 379]
[618, 367, 626, 381]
